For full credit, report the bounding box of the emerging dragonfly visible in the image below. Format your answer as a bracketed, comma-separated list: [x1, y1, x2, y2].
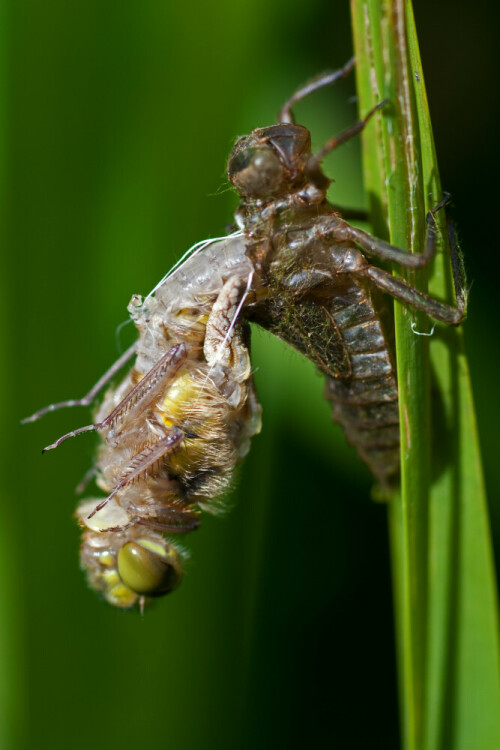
[25, 59, 466, 609]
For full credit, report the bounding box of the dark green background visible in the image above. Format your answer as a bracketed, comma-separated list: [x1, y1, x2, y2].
[3, 1, 498, 748]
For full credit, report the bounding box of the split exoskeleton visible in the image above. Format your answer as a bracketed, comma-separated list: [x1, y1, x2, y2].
[26, 59, 466, 608]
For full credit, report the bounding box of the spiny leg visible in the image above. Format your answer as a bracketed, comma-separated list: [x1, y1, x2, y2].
[364, 200, 466, 324]
[278, 57, 355, 124]
[324, 196, 467, 324]
[306, 100, 387, 189]
[361, 264, 466, 326]
[338, 195, 454, 269]
[22, 342, 137, 424]
[98, 510, 200, 534]
[87, 427, 185, 518]
[134, 513, 200, 533]
[127, 493, 201, 531]
[97, 343, 187, 434]
[43, 342, 188, 452]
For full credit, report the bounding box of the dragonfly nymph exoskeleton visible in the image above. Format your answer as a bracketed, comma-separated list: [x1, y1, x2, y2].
[25, 58, 466, 609]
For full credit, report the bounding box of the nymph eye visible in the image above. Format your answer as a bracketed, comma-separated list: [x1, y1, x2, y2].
[229, 147, 257, 174]
[117, 540, 183, 597]
[228, 145, 284, 198]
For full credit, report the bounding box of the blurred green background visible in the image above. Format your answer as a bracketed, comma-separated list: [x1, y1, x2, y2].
[3, 1, 499, 748]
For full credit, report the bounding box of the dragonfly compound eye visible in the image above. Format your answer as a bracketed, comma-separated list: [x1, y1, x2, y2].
[117, 540, 183, 597]
[227, 144, 284, 199]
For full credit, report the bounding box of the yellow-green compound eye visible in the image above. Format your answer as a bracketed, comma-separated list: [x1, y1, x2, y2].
[117, 541, 183, 597]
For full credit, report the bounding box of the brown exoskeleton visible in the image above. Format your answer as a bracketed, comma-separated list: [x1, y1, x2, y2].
[25, 58, 465, 609]
[229, 58, 466, 485]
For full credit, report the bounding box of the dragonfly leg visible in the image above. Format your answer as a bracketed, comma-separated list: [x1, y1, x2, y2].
[361, 264, 466, 325]
[338, 195, 457, 269]
[204, 273, 252, 380]
[134, 512, 200, 534]
[306, 100, 387, 188]
[97, 509, 200, 534]
[325, 196, 467, 324]
[87, 428, 185, 519]
[278, 58, 355, 124]
[43, 343, 188, 452]
[22, 342, 137, 424]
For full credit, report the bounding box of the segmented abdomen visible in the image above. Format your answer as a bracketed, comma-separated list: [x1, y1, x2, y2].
[324, 279, 400, 485]
[250, 269, 400, 484]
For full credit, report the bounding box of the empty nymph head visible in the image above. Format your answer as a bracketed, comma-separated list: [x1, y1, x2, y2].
[227, 123, 311, 200]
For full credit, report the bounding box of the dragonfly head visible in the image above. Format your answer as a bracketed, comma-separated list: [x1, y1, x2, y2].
[78, 498, 185, 608]
[227, 123, 311, 200]
[117, 539, 184, 598]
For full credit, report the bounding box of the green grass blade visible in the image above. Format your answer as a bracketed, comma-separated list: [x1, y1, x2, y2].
[0, 3, 25, 748]
[350, 2, 500, 749]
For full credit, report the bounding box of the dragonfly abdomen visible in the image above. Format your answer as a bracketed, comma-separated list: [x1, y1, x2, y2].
[325, 279, 399, 485]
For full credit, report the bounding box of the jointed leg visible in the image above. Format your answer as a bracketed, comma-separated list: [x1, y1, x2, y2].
[87, 427, 185, 518]
[278, 57, 355, 124]
[204, 274, 252, 381]
[355, 198, 467, 325]
[22, 342, 137, 424]
[98, 511, 200, 534]
[362, 264, 466, 326]
[134, 513, 200, 534]
[43, 343, 187, 452]
[338, 195, 451, 269]
[306, 100, 387, 189]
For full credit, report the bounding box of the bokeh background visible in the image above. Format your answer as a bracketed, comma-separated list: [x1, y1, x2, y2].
[2, 1, 499, 748]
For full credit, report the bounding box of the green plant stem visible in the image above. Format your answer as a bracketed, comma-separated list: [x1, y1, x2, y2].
[350, 2, 500, 749]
